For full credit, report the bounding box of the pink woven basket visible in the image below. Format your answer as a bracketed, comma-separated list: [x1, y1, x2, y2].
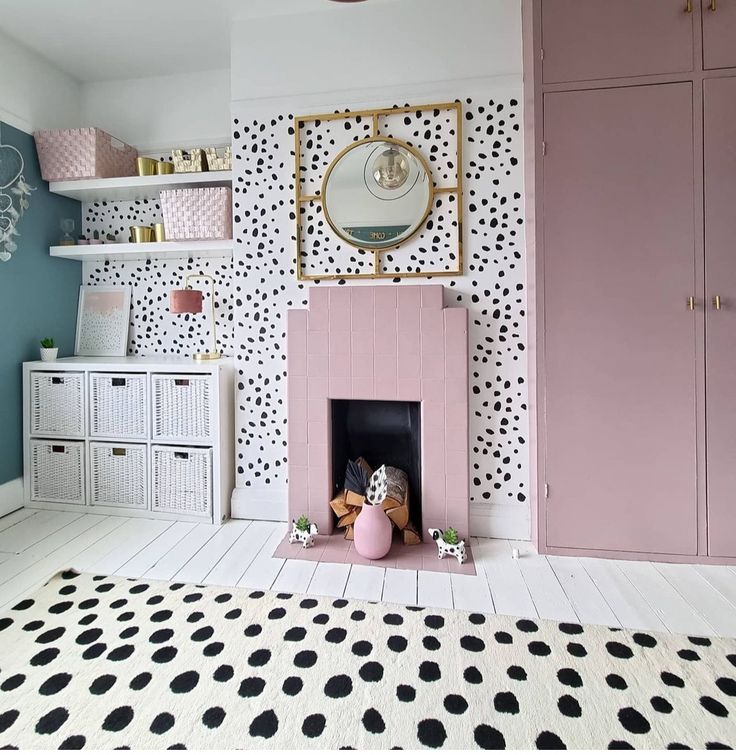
[34, 128, 137, 182]
[160, 187, 232, 241]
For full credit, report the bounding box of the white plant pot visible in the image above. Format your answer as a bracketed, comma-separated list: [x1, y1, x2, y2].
[40, 348, 58, 362]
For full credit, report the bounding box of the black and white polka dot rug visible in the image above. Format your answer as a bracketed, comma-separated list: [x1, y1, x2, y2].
[0, 570, 734, 749]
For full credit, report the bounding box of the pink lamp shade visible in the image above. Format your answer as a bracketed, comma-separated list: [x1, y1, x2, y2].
[169, 288, 203, 314]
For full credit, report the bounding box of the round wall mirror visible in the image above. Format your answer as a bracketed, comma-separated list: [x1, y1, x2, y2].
[321, 137, 433, 250]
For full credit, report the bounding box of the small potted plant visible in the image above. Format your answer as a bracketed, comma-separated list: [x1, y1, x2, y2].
[289, 514, 318, 549]
[428, 526, 467, 565]
[39, 338, 58, 362]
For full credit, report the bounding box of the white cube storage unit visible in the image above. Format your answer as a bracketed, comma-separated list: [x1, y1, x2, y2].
[23, 357, 234, 524]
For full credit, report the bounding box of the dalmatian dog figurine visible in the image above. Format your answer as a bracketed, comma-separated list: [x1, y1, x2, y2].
[289, 519, 319, 549]
[428, 528, 467, 565]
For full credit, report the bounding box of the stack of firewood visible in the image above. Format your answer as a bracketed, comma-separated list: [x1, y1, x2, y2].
[329, 458, 421, 544]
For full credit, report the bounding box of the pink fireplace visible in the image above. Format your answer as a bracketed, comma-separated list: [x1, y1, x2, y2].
[284, 284, 471, 570]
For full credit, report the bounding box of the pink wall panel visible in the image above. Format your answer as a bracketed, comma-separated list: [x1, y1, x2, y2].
[543, 83, 698, 556]
[541, 0, 694, 84]
[704, 76, 736, 557]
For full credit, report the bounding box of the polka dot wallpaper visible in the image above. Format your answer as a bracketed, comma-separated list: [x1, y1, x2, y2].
[80, 92, 528, 520]
[231, 93, 528, 515]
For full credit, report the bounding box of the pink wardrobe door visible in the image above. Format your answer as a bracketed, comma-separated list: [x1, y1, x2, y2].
[543, 83, 698, 555]
[702, 1, 736, 70]
[704, 76, 736, 557]
[541, 0, 694, 84]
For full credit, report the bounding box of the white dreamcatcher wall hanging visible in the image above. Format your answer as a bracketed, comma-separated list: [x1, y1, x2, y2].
[0, 142, 35, 262]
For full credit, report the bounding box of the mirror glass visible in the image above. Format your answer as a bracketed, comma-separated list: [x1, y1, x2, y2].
[322, 138, 433, 249]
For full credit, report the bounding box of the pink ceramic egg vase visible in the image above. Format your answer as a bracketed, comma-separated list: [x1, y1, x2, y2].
[353, 503, 393, 560]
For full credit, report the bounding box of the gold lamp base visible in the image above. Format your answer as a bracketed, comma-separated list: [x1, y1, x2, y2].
[193, 351, 221, 361]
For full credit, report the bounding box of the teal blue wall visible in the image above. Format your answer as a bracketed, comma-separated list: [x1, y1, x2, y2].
[0, 122, 81, 485]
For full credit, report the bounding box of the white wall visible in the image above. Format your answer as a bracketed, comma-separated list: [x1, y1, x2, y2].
[0, 29, 81, 132]
[231, 0, 522, 101]
[80, 69, 230, 152]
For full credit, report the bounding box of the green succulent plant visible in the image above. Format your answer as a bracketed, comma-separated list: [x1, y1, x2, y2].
[442, 527, 460, 545]
[295, 514, 311, 532]
[40, 338, 55, 349]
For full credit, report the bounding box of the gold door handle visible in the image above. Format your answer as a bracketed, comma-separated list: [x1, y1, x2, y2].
[685, 0, 693, 11]
[713, 295, 722, 310]
[687, 296, 697, 311]
[710, 0, 717, 10]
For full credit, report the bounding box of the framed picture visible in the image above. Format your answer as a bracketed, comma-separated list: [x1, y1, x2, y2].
[74, 285, 131, 357]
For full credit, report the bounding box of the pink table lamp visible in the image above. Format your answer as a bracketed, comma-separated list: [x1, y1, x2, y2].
[169, 274, 221, 360]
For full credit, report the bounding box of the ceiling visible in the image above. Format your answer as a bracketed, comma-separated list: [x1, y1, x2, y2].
[0, 0, 390, 82]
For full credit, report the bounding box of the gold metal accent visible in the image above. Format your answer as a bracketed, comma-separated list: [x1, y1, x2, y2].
[136, 157, 157, 176]
[685, 0, 693, 11]
[687, 296, 696, 311]
[130, 225, 154, 243]
[184, 273, 221, 360]
[294, 101, 463, 281]
[320, 135, 435, 253]
[153, 223, 165, 242]
[713, 294, 722, 310]
[155, 161, 174, 175]
[710, 0, 716, 10]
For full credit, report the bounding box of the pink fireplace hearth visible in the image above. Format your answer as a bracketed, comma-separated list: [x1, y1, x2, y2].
[283, 284, 472, 572]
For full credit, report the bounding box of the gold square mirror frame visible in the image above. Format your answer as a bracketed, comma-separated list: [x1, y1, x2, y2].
[294, 101, 463, 281]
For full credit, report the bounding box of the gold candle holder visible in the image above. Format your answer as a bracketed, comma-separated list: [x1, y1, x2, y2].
[130, 225, 154, 243]
[156, 161, 174, 175]
[153, 223, 165, 242]
[136, 157, 157, 176]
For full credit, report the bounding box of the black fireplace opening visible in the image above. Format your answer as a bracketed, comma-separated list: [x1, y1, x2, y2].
[330, 399, 422, 535]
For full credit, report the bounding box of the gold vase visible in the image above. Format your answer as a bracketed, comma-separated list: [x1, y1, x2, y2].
[130, 225, 154, 243]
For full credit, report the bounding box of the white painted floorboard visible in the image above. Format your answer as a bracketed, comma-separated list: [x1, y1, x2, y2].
[204, 521, 272, 587]
[115, 522, 197, 579]
[344, 564, 385, 602]
[382, 568, 418, 606]
[579, 556, 668, 633]
[472, 538, 538, 620]
[417, 571, 453, 610]
[548, 555, 620, 627]
[173, 521, 250, 584]
[0, 510, 735, 639]
[308, 561, 351, 598]
[144, 524, 220, 582]
[617, 560, 715, 636]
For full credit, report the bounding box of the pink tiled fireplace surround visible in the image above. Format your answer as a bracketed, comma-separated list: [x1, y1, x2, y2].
[281, 284, 474, 573]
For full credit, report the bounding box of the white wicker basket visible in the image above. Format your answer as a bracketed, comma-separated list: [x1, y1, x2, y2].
[152, 445, 212, 517]
[152, 374, 214, 442]
[30, 440, 85, 505]
[30, 372, 85, 437]
[90, 373, 147, 439]
[90, 443, 147, 509]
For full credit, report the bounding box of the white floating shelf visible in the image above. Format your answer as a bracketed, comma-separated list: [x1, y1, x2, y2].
[50, 239, 234, 263]
[48, 171, 232, 203]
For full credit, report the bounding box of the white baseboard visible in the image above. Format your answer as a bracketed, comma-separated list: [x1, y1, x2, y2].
[231, 485, 287, 522]
[470, 503, 530, 541]
[0, 478, 24, 518]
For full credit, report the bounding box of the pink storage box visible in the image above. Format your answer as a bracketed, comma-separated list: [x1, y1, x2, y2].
[34, 128, 137, 182]
[160, 187, 232, 241]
